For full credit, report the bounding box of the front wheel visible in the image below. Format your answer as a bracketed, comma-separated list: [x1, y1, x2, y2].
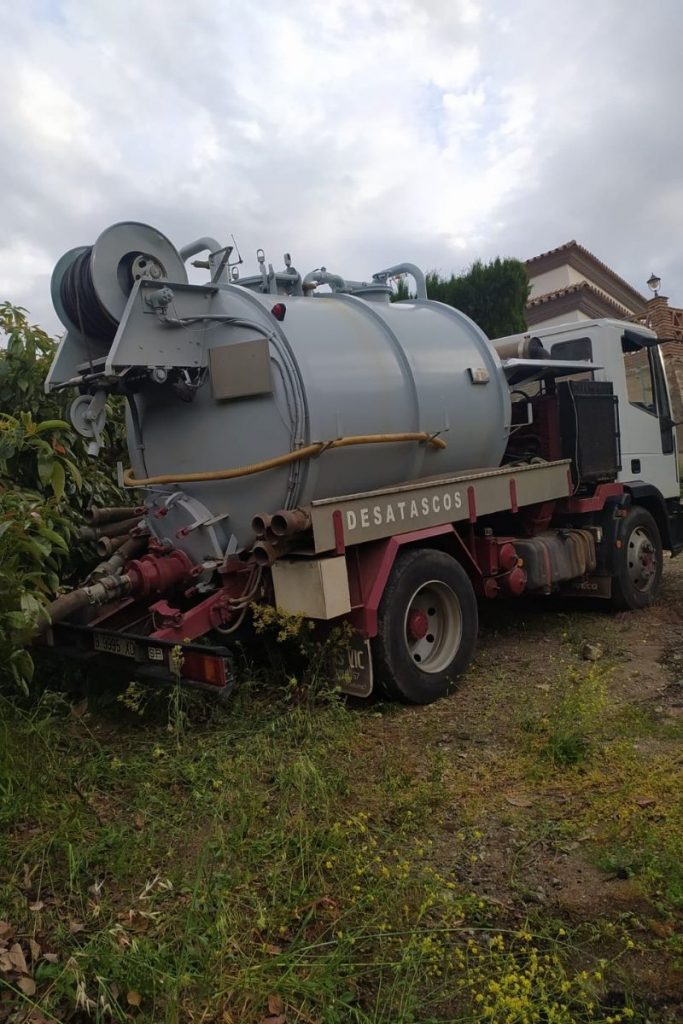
[611, 505, 663, 610]
[372, 548, 478, 705]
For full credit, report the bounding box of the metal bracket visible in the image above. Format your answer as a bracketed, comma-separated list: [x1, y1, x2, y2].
[69, 390, 107, 456]
[144, 286, 175, 313]
[210, 246, 233, 284]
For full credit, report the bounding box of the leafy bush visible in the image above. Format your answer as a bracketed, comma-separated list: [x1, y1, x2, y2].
[0, 303, 125, 693]
[426, 258, 530, 339]
[0, 412, 77, 690]
[391, 258, 530, 339]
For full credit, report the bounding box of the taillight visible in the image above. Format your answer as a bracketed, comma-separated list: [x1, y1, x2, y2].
[180, 651, 229, 687]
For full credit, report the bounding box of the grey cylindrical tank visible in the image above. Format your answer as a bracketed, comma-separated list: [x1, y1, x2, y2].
[129, 286, 510, 553]
[47, 222, 511, 559]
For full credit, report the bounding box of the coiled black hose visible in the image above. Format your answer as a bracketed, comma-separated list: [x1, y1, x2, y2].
[60, 247, 119, 341]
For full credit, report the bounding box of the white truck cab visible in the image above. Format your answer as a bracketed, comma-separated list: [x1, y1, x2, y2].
[496, 318, 680, 501]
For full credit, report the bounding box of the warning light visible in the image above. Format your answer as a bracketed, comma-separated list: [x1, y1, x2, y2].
[271, 303, 286, 321]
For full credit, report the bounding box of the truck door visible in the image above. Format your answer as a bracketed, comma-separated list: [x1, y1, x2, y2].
[619, 331, 679, 498]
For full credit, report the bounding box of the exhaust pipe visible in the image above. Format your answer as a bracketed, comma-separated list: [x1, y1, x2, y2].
[493, 336, 550, 361]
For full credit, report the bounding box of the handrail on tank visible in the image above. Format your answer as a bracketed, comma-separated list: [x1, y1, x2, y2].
[372, 262, 427, 300]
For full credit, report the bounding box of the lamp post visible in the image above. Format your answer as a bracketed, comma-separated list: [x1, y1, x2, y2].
[647, 272, 661, 298]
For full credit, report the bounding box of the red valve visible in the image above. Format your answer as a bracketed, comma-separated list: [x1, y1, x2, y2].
[126, 549, 194, 598]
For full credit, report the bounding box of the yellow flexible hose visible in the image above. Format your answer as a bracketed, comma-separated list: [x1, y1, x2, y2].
[123, 431, 446, 487]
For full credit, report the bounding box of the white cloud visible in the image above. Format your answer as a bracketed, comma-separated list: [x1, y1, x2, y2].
[0, 239, 52, 298]
[0, 0, 681, 330]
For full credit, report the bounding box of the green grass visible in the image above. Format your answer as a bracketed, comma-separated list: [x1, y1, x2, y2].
[0, 629, 681, 1022]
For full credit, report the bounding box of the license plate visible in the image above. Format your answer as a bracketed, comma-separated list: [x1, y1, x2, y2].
[93, 634, 137, 658]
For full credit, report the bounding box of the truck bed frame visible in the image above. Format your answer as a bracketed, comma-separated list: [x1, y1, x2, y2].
[43, 458, 610, 698]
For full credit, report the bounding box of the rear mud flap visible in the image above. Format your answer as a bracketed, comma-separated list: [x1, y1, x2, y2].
[561, 575, 612, 599]
[334, 634, 373, 698]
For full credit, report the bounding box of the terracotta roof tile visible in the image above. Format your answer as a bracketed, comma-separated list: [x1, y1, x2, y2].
[527, 280, 633, 317]
[527, 281, 588, 306]
[525, 240, 579, 266]
[525, 240, 647, 307]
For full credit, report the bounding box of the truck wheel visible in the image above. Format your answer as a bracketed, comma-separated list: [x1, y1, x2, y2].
[373, 548, 478, 705]
[611, 506, 663, 610]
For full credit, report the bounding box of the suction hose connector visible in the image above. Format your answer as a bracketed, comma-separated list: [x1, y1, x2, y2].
[269, 508, 311, 539]
[87, 505, 145, 526]
[44, 573, 131, 629]
[37, 546, 195, 636]
[78, 516, 142, 542]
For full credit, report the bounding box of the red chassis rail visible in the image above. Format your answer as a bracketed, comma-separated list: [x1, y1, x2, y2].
[85, 481, 627, 644]
[40, 474, 626, 696]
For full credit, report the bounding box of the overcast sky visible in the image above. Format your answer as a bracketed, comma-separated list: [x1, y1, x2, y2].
[1, 0, 682, 332]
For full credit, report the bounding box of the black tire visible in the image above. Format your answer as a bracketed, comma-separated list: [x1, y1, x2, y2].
[611, 505, 663, 610]
[372, 548, 478, 705]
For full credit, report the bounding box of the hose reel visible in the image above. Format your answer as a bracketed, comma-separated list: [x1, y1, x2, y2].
[51, 222, 188, 342]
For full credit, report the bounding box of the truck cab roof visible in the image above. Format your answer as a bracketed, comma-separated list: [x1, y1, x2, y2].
[493, 317, 657, 348]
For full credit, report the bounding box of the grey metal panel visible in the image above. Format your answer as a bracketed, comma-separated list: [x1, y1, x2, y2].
[209, 338, 273, 400]
[309, 460, 572, 552]
[105, 280, 218, 373]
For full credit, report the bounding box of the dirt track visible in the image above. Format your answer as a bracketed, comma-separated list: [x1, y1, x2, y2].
[356, 558, 683, 1015]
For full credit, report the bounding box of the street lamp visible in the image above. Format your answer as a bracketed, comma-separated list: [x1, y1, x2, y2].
[647, 272, 661, 297]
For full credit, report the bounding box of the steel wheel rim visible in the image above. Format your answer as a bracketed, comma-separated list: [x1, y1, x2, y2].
[627, 525, 657, 593]
[404, 580, 462, 673]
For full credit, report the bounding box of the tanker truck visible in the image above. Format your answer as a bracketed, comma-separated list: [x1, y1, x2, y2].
[38, 221, 683, 703]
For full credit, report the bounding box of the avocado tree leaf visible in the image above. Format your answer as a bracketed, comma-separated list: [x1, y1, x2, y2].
[37, 525, 68, 551]
[50, 461, 65, 501]
[63, 458, 82, 489]
[37, 451, 54, 487]
[10, 648, 34, 684]
[34, 419, 71, 434]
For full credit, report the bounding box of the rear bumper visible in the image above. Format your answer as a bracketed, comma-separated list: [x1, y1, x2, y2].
[38, 623, 235, 695]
